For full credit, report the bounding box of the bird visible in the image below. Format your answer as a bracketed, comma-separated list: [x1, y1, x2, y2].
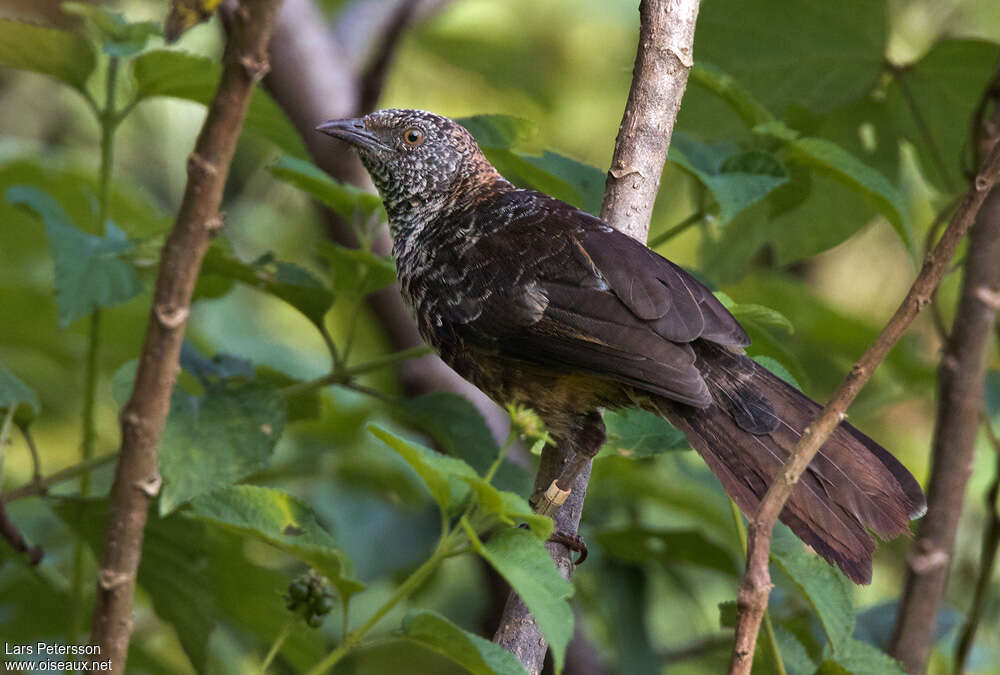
[316, 109, 926, 584]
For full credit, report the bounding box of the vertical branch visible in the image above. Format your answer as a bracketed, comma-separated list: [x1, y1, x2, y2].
[87, 1, 284, 671]
[492, 1, 702, 672]
[889, 103, 1000, 674]
[728, 129, 1000, 675]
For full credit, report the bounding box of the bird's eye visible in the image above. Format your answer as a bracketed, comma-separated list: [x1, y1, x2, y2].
[403, 128, 424, 146]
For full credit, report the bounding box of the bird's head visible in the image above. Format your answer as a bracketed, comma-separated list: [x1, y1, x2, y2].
[316, 109, 504, 227]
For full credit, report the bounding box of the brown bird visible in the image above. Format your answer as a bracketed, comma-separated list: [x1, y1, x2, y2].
[317, 109, 926, 584]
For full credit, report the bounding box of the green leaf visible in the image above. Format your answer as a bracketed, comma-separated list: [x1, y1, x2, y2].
[0, 362, 40, 425]
[369, 425, 478, 512]
[199, 244, 334, 328]
[670, 134, 789, 224]
[255, 366, 321, 421]
[458, 114, 604, 214]
[317, 241, 397, 297]
[400, 609, 530, 675]
[819, 639, 906, 675]
[0, 18, 96, 94]
[468, 526, 574, 674]
[187, 485, 363, 598]
[715, 291, 795, 335]
[458, 115, 537, 149]
[784, 137, 911, 250]
[753, 356, 801, 388]
[884, 40, 1000, 191]
[770, 524, 855, 649]
[158, 378, 287, 515]
[459, 475, 553, 541]
[774, 625, 818, 675]
[697, 0, 886, 114]
[131, 49, 307, 159]
[62, 2, 160, 57]
[600, 408, 687, 458]
[8, 185, 143, 328]
[688, 62, 776, 129]
[269, 156, 385, 222]
[55, 498, 326, 672]
[595, 526, 740, 577]
[718, 600, 738, 628]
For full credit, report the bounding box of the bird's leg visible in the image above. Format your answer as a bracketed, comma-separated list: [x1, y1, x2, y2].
[530, 410, 606, 564]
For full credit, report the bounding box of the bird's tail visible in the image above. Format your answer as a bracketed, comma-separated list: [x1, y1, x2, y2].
[653, 342, 926, 584]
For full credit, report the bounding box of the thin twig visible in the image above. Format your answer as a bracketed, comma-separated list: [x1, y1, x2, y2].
[3, 452, 120, 503]
[87, 2, 285, 671]
[357, 0, 421, 112]
[492, 1, 703, 671]
[952, 415, 1000, 673]
[0, 500, 43, 565]
[888, 74, 1000, 675]
[729, 127, 1000, 675]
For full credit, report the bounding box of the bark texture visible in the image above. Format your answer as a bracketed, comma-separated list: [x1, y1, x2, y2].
[86, 1, 283, 670]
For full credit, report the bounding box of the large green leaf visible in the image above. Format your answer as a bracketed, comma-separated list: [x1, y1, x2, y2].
[0, 362, 40, 426]
[468, 526, 574, 674]
[600, 408, 687, 458]
[669, 134, 789, 225]
[687, 62, 775, 129]
[55, 498, 326, 672]
[7, 186, 143, 328]
[187, 485, 363, 598]
[398, 393, 500, 474]
[884, 40, 1000, 192]
[818, 639, 907, 675]
[770, 524, 855, 649]
[783, 136, 911, 250]
[199, 244, 334, 328]
[0, 19, 96, 94]
[159, 378, 286, 515]
[130, 49, 307, 159]
[696, 0, 886, 114]
[399, 609, 530, 675]
[369, 425, 478, 513]
[269, 156, 385, 222]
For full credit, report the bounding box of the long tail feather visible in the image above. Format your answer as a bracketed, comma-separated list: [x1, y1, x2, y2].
[655, 342, 926, 584]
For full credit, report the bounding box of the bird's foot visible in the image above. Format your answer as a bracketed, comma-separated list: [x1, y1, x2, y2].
[548, 529, 588, 565]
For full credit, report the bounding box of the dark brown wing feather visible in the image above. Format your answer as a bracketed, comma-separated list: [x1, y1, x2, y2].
[437, 191, 746, 407]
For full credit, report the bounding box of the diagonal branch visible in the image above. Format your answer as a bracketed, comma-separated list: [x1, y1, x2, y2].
[728, 119, 1000, 675]
[492, 1, 702, 672]
[86, 1, 284, 671]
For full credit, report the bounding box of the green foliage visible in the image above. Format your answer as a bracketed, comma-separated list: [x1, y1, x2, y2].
[131, 49, 308, 158]
[0, 362, 40, 425]
[270, 155, 385, 223]
[459, 115, 606, 214]
[399, 609, 530, 675]
[0, 18, 96, 94]
[467, 526, 575, 674]
[669, 133, 789, 224]
[187, 485, 363, 599]
[318, 241, 397, 296]
[600, 408, 688, 458]
[7, 186, 144, 328]
[596, 526, 740, 576]
[62, 2, 161, 57]
[199, 243, 335, 328]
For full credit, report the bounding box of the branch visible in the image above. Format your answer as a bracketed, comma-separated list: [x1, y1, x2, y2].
[729, 120, 1000, 675]
[86, 1, 284, 670]
[492, 1, 702, 671]
[0, 499, 43, 565]
[888, 95, 1000, 674]
[3, 452, 119, 503]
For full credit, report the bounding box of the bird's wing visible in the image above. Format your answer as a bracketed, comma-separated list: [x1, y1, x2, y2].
[438, 192, 748, 408]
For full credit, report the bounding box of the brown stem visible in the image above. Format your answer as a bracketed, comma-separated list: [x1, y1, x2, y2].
[86, 1, 284, 671]
[492, 1, 702, 671]
[0, 499, 43, 565]
[888, 109, 1000, 673]
[728, 128, 1000, 675]
[952, 416, 1000, 673]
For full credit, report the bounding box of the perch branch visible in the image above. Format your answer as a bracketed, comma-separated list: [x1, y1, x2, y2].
[492, 1, 702, 671]
[728, 123, 1000, 675]
[86, 1, 284, 671]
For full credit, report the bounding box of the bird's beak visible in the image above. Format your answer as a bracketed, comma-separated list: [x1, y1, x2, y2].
[315, 118, 383, 151]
